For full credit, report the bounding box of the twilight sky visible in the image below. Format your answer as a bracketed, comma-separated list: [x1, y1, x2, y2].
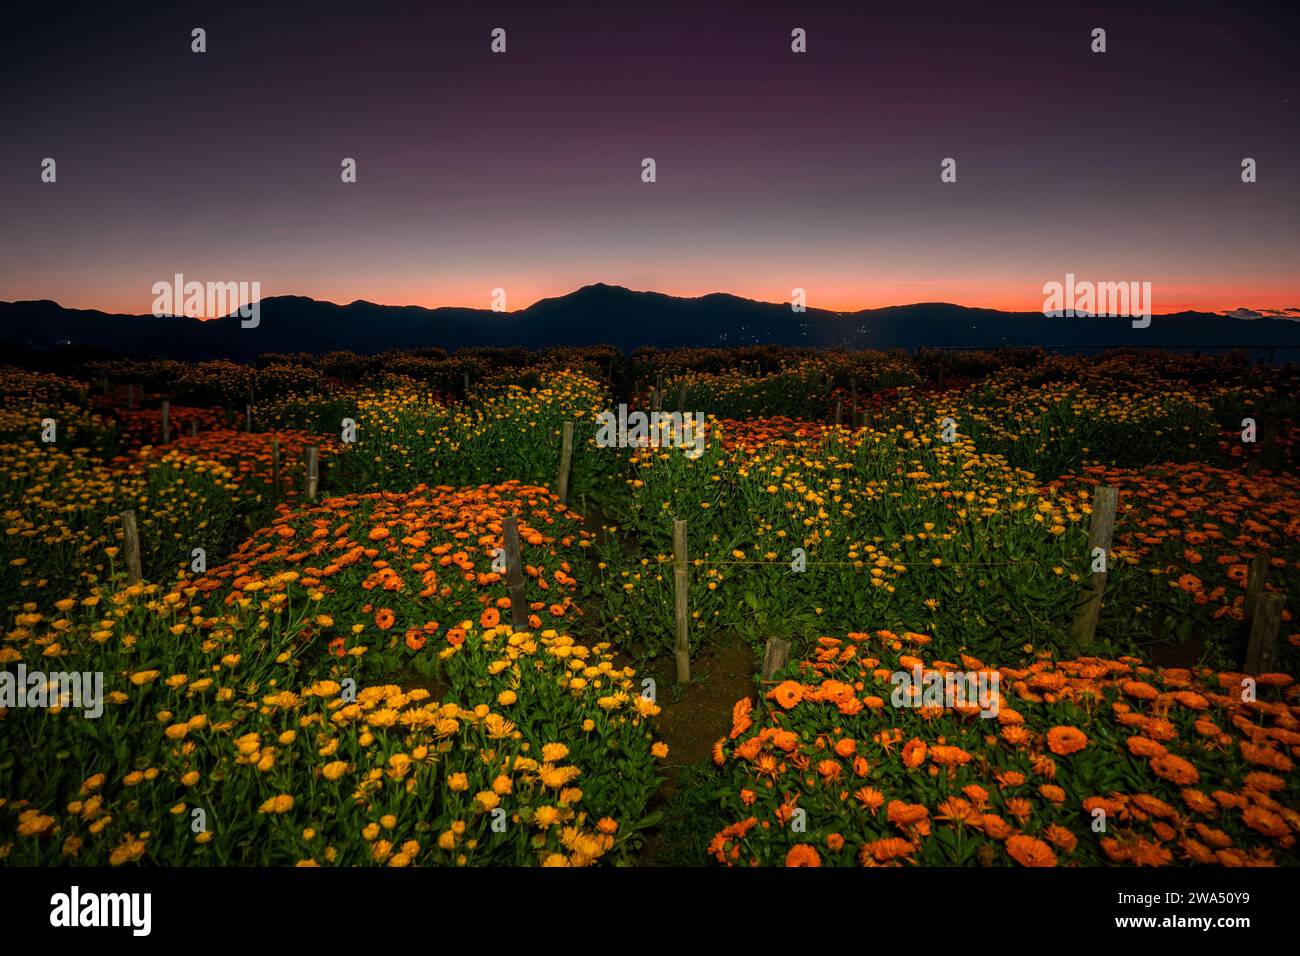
[1, 0, 1297, 316]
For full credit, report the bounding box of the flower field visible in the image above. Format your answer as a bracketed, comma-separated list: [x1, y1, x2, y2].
[2, 347, 1297, 867]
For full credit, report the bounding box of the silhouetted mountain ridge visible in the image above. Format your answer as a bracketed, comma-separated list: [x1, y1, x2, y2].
[2, 284, 1297, 360]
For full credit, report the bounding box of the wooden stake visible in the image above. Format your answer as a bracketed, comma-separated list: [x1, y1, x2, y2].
[673, 518, 690, 683]
[762, 637, 790, 680]
[556, 421, 574, 506]
[676, 381, 687, 414]
[119, 509, 143, 584]
[245, 404, 253, 433]
[190, 419, 199, 437]
[161, 400, 171, 443]
[1244, 593, 1284, 674]
[502, 515, 529, 631]
[834, 399, 843, 426]
[127, 384, 136, 410]
[305, 445, 319, 501]
[1245, 553, 1270, 626]
[463, 371, 471, 397]
[850, 378, 858, 423]
[271, 438, 281, 501]
[1071, 485, 1120, 646]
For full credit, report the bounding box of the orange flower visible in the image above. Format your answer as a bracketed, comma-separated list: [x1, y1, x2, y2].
[929, 744, 972, 767]
[859, 838, 915, 864]
[374, 608, 396, 630]
[404, 629, 426, 652]
[1241, 806, 1288, 840]
[785, 844, 821, 867]
[901, 738, 928, 768]
[1047, 726, 1088, 756]
[480, 607, 500, 629]
[980, 814, 1013, 840]
[1127, 735, 1168, 758]
[768, 681, 804, 709]
[886, 800, 929, 829]
[1150, 753, 1199, 785]
[730, 698, 754, 739]
[1006, 834, 1057, 867]
[853, 787, 884, 812]
[1042, 824, 1077, 853]
[1121, 680, 1160, 700]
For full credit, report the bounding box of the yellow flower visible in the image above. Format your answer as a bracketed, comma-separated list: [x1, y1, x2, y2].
[475, 791, 501, 812]
[258, 794, 294, 814]
[534, 805, 560, 828]
[321, 761, 348, 782]
[447, 773, 469, 792]
[541, 743, 569, 762]
[652, 742, 669, 759]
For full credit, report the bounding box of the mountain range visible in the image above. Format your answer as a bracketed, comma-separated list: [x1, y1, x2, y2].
[2, 284, 1298, 359]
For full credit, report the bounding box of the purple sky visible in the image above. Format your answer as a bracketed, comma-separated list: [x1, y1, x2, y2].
[1, 0, 1297, 316]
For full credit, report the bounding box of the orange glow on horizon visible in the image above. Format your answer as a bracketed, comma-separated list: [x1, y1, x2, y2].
[7, 277, 1299, 319]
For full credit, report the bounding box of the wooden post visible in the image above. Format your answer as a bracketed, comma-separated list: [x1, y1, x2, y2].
[119, 510, 143, 584]
[245, 404, 253, 433]
[271, 438, 281, 501]
[762, 637, 790, 680]
[556, 421, 574, 506]
[190, 419, 199, 437]
[834, 399, 843, 426]
[652, 387, 663, 414]
[1245, 553, 1270, 626]
[161, 400, 171, 443]
[501, 515, 529, 631]
[850, 378, 858, 424]
[673, 518, 690, 683]
[305, 445, 319, 501]
[1071, 485, 1120, 646]
[463, 371, 471, 397]
[1244, 593, 1284, 674]
[937, 364, 945, 390]
[127, 384, 136, 410]
[676, 381, 687, 414]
